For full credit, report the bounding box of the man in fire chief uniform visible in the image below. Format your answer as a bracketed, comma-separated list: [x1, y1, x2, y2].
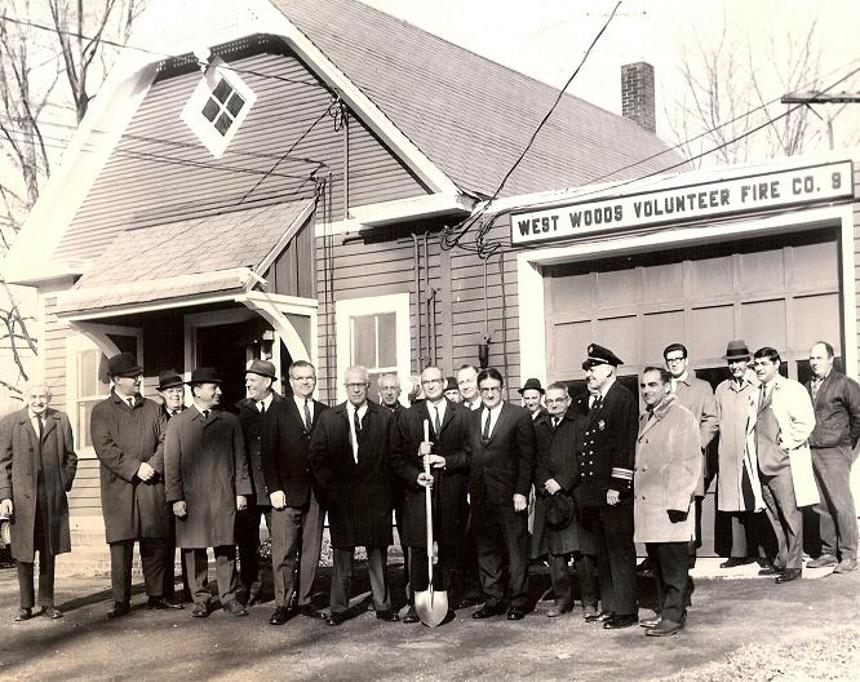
[574, 344, 639, 629]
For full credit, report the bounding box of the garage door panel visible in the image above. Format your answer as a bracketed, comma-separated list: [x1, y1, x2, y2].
[691, 256, 733, 298]
[546, 272, 593, 314]
[790, 242, 839, 289]
[793, 293, 840, 351]
[642, 310, 684, 363]
[690, 305, 735, 360]
[596, 315, 638, 367]
[597, 269, 640, 308]
[643, 263, 683, 304]
[739, 249, 784, 293]
[741, 299, 786, 351]
[549, 319, 592, 376]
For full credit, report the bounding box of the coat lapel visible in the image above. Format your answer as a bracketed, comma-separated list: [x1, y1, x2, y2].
[17, 409, 39, 445]
[485, 403, 511, 444]
[42, 410, 59, 442]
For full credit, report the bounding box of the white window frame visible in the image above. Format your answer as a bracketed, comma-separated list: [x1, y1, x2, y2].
[334, 293, 410, 404]
[65, 324, 143, 459]
[180, 56, 257, 158]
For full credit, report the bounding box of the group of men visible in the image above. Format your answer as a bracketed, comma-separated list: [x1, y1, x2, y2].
[0, 337, 856, 640]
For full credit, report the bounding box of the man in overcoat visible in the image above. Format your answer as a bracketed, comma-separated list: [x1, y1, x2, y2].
[574, 344, 639, 629]
[635, 367, 702, 637]
[805, 340, 860, 573]
[91, 352, 178, 618]
[468, 368, 535, 621]
[714, 341, 768, 567]
[262, 360, 328, 625]
[235, 359, 280, 607]
[663, 343, 718, 567]
[531, 382, 598, 619]
[165, 367, 252, 617]
[747, 347, 816, 583]
[309, 365, 399, 625]
[391, 365, 470, 623]
[0, 382, 77, 621]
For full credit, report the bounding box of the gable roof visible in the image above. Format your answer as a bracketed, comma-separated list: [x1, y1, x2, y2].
[55, 199, 314, 316]
[273, 0, 682, 198]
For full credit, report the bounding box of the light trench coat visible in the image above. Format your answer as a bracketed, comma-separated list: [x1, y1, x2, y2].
[715, 373, 758, 512]
[633, 396, 702, 544]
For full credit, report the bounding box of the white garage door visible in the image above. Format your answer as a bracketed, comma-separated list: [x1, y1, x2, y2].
[544, 230, 842, 385]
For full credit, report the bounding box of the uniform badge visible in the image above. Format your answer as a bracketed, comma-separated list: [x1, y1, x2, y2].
[598, 419, 605, 431]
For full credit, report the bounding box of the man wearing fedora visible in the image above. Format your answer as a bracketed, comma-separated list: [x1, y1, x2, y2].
[531, 382, 598, 619]
[165, 367, 252, 617]
[262, 360, 329, 625]
[575, 344, 639, 629]
[91, 352, 179, 618]
[155, 369, 189, 602]
[519, 378, 546, 546]
[662, 343, 718, 568]
[635, 367, 702, 637]
[235, 358, 281, 607]
[0, 382, 77, 621]
[444, 377, 462, 404]
[714, 341, 769, 568]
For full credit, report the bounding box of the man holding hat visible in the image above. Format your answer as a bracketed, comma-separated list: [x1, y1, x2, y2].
[155, 369, 188, 602]
[714, 341, 768, 568]
[90, 352, 178, 618]
[575, 344, 639, 629]
[531, 382, 598, 619]
[235, 358, 281, 607]
[262, 360, 329, 625]
[165, 367, 252, 617]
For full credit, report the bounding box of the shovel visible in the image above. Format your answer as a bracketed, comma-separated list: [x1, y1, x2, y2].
[414, 419, 449, 627]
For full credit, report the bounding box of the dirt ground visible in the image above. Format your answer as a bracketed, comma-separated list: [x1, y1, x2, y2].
[0, 561, 857, 681]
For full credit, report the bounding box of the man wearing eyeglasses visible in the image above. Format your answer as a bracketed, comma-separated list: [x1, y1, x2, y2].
[467, 368, 535, 621]
[309, 365, 399, 625]
[391, 365, 470, 623]
[663, 343, 718, 568]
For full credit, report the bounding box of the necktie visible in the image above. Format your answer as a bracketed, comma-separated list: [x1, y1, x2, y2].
[433, 405, 442, 435]
[759, 384, 767, 411]
[354, 410, 362, 436]
[304, 398, 312, 431]
[170, 410, 177, 418]
[552, 416, 559, 430]
[127, 397, 135, 410]
[202, 409, 210, 420]
[37, 416, 44, 441]
[482, 410, 491, 440]
[257, 401, 265, 414]
[591, 395, 602, 412]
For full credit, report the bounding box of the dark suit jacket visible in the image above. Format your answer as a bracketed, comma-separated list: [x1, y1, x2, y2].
[390, 399, 470, 547]
[806, 371, 860, 449]
[309, 400, 394, 547]
[237, 393, 286, 506]
[467, 402, 535, 509]
[574, 380, 638, 507]
[262, 395, 328, 509]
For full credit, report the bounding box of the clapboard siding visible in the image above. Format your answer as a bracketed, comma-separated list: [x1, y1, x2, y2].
[67, 459, 102, 516]
[853, 161, 860, 377]
[56, 47, 428, 262]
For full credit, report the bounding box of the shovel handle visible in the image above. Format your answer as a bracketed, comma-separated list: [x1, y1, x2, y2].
[423, 419, 435, 583]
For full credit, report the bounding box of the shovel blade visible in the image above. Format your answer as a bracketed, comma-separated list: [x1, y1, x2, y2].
[414, 588, 449, 627]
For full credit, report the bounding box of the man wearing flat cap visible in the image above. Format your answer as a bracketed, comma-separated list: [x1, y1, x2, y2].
[714, 341, 769, 568]
[235, 358, 281, 607]
[575, 344, 639, 629]
[155, 369, 189, 601]
[165, 367, 252, 617]
[91, 352, 180, 618]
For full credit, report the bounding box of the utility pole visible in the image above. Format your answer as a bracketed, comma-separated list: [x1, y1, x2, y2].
[781, 92, 860, 150]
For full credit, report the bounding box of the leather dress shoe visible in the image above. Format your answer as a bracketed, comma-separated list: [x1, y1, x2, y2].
[645, 618, 684, 637]
[296, 603, 325, 619]
[14, 607, 32, 622]
[147, 597, 184, 610]
[720, 557, 755, 569]
[222, 600, 249, 617]
[191, 602, 210, 618]
[603, 614, 638, 629]
[402, 607, 420, 623]
[547, 604, 572, 618]
[833, 558, 857, 574]
[640, 614, 662, 629]
[597, 610, 616, 622]
[582, 605, 599, 620]
[269, 606, 289, 625]
[107, 602, 131, 619]
[375, 610, 400, 622]
[806, 553, 837, 569]
[506, 607, 527, 621]
[325, 611, 345, 626]
[758, 564, 784, 576]
[472, 603, 506, 619]
[43, 607, 63, 619]
[775, 568, 802, 584]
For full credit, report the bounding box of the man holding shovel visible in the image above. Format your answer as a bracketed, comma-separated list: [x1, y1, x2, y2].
[391, 366, 470, 624]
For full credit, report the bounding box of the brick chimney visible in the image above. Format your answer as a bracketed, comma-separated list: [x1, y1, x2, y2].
[621, 62, 656, 133]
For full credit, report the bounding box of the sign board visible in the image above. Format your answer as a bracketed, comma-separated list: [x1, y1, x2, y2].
[511, 161, 854, 245]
